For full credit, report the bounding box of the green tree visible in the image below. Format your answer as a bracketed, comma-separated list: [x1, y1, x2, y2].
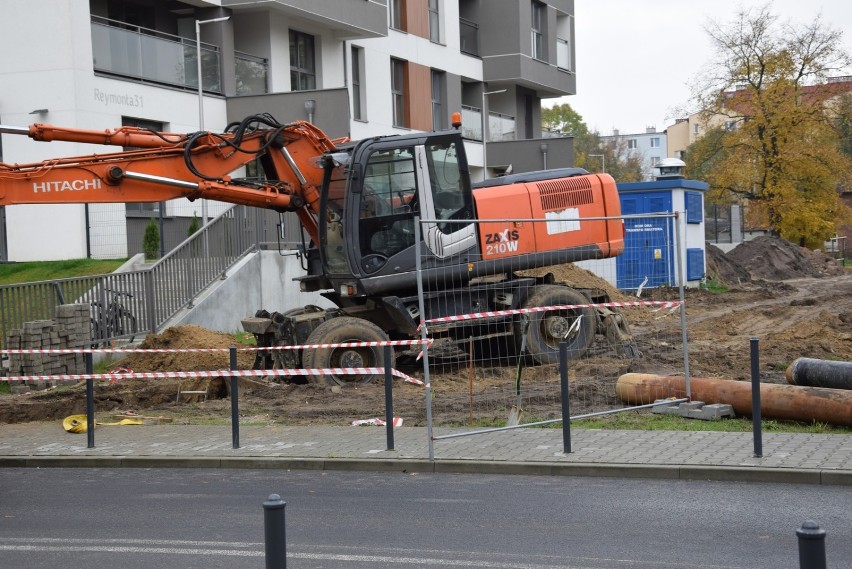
[143, 217, 160, 261]
[187, 212, 200, 237]
[541, 103, 643, 181]
[686, 5, 852, 247]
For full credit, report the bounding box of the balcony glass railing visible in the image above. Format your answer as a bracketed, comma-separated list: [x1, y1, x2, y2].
[557, 38, 572, 72]
[459, 17, 479, 56]
[235, 51, 269, 95]
[460, 106, 516, 142]
[91, 15, 222, 93]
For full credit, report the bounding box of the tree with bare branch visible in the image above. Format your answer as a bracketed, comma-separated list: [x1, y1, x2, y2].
[685, 5, 852, 247]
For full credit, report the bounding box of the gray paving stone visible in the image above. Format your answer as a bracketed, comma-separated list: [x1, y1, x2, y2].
[0, 423, 850, 485]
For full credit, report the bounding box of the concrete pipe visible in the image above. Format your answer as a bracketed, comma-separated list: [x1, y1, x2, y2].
[616, 373, 852, 427]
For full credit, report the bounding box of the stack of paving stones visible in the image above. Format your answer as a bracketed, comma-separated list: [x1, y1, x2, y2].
[6, 304, 90, 392]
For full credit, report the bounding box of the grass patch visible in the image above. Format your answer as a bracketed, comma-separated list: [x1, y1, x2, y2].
[0, 258, 126, 285]
[231, 331, 257, 346]
[572, 411, 852, 434]
[699, 277, 729, 293]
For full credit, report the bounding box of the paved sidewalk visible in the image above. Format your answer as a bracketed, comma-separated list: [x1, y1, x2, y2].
[1, 421, 850, 485]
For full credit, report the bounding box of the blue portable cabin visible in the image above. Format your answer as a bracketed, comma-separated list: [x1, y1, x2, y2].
[576, 162, 708, 291]
[616, 178, 708, 290]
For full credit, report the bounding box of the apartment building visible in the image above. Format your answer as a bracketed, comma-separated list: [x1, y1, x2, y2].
[0, 0, 577, 262]
[599, 127, 667, 181]
[667, 77, 852, 160]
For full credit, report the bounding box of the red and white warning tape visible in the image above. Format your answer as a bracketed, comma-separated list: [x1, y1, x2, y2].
[0, 367, 425, 386]
[419, 300, 682, 329]
[249, 339, 432, 352]
[0, 339, 431, 356]
[352, 417, 404, 427]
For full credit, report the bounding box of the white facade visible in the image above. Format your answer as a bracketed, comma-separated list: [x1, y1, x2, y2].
[600, 128, 668, 181]
[0, 0, 230, 261]
[0, 0, 576, 262]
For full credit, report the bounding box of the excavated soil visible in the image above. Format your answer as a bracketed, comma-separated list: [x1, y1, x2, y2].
[1, 236, 849, 427]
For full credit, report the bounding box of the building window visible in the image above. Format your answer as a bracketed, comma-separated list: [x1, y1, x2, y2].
[650, 137, 660, 148]
[391, 58, 407, 128]
[429, 0, 441, 43]
[390, 0, 403, 31]
[531, 1, 545, 60]
[290, 30, 316, 91]
[650, 156, 661, 166]
[693, 123, 700, 135]
[627, 139, 637, 149]
[352, 46, 364, 121]
[123, 117, 164, 217]
[431, 70, 445, 131]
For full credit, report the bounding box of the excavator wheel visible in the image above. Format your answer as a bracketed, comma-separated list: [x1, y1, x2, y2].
[516, 285, 596, 365]
[301, 316, 395, 385]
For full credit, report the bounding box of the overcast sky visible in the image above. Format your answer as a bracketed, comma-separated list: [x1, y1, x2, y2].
[556, 0, 852, 136]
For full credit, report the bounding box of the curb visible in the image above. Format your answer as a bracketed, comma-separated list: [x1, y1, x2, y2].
[2, 455, 851, 485]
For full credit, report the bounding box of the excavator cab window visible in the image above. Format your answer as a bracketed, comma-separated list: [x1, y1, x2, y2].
[320, 159, 349, 274]
[358, 147, 418, 273]
[425, 141, 470, 233]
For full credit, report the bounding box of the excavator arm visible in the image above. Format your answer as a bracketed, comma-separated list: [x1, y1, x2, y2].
[0, 114, 344, 243]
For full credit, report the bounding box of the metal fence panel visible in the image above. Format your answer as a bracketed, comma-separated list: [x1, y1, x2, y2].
[414, 214, 688, 434]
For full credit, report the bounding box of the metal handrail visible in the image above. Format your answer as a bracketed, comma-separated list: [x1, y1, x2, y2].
[0, 205, 270, 350]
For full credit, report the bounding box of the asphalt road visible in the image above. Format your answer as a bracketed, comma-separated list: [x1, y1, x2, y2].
[0, 468, 848, 568]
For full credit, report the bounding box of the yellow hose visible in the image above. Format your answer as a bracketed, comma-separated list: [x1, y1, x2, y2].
[63, 414, 143, 433]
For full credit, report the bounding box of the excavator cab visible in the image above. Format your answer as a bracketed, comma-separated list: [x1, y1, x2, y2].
[314, 130, 477, 298]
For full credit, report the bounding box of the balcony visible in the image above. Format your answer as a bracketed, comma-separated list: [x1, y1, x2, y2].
[460, 105, 516, 142]
[235, 51, 269, 96]
[91, 15, 222, 93]
[557, 37, 572, 72]
[459, 17, 479, 57]
[91, 16, 269, 96]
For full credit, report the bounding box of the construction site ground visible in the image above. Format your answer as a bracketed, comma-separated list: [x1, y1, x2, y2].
[1, 235, 850, 428]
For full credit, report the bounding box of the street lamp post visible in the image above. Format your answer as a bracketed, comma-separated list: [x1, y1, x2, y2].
[196, 15, 230, 257]
[481, 88, 507, 177]
[589, 153, 605, 173]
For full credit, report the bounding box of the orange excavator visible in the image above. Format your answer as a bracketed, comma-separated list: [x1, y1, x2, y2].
[0, 113, 630, 382]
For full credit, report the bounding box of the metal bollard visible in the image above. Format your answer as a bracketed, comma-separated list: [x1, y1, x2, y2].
[559, 341, 571, 454]
[797, 520, 826, 569]
[384, 345, 394, 451]
[230, 345, 240, 449]
[750, 337, 763, 458]
[263, 494, 287, 569]
[85, 352, 95, 449]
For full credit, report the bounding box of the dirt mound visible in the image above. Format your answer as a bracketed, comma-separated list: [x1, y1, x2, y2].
[725, 235, 844, 281]
[705, 243, 752, 286]
[517, 262, 632, 302]
[112, 325, 255, 372]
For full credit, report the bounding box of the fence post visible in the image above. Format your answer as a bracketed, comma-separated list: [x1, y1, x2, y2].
[750, 337, 763, 458]
[85, 352, 95, 449]
[384, 344, 394, 451]
[144, 269, 157, 334]
[230, 346, 240, 449]
[559, 341, 571, 454]
[797, 520, 826, 569]
[263, 494, 287, 569]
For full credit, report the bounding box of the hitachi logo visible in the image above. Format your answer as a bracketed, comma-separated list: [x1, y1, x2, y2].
[32, 179, 102, 193]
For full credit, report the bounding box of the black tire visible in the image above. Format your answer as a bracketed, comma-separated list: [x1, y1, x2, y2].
[301, 317, 395, 385]
[517, 285, 596, 365]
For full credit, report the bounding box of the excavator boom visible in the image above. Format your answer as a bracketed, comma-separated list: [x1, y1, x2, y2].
[0, 116, 344, 243]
